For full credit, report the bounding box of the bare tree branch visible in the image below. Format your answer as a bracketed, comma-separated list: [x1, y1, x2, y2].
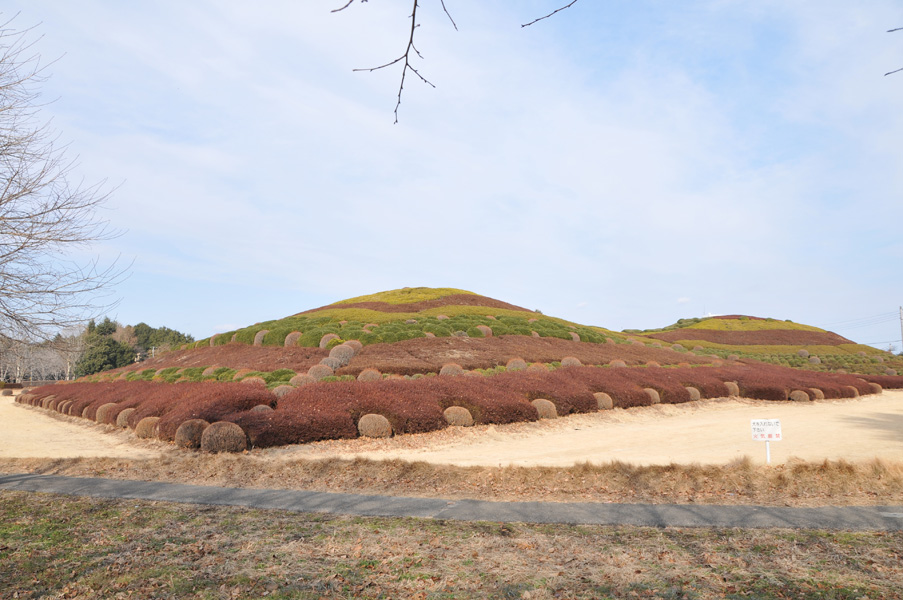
[522, 0, 581, 28]
[349, 0, 435, 124]
[888, 27, 903, 76]
[0, 17, 125, 343]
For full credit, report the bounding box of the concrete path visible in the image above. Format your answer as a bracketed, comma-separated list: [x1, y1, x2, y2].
[2, 473, 903, 531]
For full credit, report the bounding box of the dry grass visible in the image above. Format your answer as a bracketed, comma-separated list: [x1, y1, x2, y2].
[4, 454, 903, 508]
[2, 491, 902, 600]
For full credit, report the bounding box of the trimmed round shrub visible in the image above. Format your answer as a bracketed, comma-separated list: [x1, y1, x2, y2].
[232, 368, 254, 381]
[250, 404, 275, 413]
[452, 330, 469, 338]
[308, 364, 334, 380]
[175, 419, 210, 449]
[345, 340, 363, 352]
[289, 374, 316, 386]
[724, 382, 740, 397]
[58, 400, 72, 415]
[329, 344, 356, 366]
[685, 387, 701, 402]
[606, 338, 616, 345]
[95, 403, 119, 424]
[241, 376, 267, 386]
[560, 356, 583, 368]
[808, 356, 821, 364]
[116, 407, 136, 428]
[358, 414, 392, 438]
[808, 388, 825, 400]
[643, 388, 660, 405]
[727, 354, 740, 361]
[424, 332, 435, 338]
[439, 363, 465, 377]
[646, 361, 661, 368]
[797, 349, 810, 358]
[284, 331, 302, 347]
[202, 366, 220, 377]
[593, 392, 613, 410]
[671, 344, 685, 351]
[436, 314, 449, 320]
[527, 362, 549, 373]
[320, 356, 343, 370]
[443, 406, 474, 427]
[693, 346, 704, 351]
[506, 358, 527, 371]
[357, 368, 382, 382]
[1, 389, 12, 397]
[475, 325, 493, 337]
[876, 356, 885, 363]
[789, 390, 810, 403]
[886, 368, 898, 376]
[845, 385, 860, 398]
[868, 382, 883, 395]
[569, 332, 580, 342]
[135, 416, 161, 439]
[81, 406, 91, 419]
[531, 331, 540, 338]
[201, 422, 248, 453]
[677, 362, 692, 368]
[405, 319, 417, 324]
[608, 359, 627, 368]
[319, 333, 340, 349]
[253, 330, 269, 346]
[273, 385, 294, 398]
[531, 398, 557, 419]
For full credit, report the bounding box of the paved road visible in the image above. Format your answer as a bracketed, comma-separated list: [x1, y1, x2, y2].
[2, 473, 903, 530]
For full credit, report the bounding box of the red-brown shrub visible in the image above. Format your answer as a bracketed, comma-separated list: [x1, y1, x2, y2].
[329, 344, 356, 366]
[789, 390, 810, 402]
[290, 374, 316, 386]
[506, 358, 527, 371]
[560, 356, 583, 368]
[358, 413, 393, 438]
[201, 421, 247, 453]
[439, 363, 464, 377]
[308, 364, 334, 380]
[155, 383, 276, 441]
[319, 333, 340, 349]
[532, 399, 557, 419]
[357, 368, 382, 382]
[175, 419, 210, 449]
[443, 406, 474, 426]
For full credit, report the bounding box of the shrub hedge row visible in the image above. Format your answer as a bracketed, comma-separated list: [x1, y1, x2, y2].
[18, 365, 903, 450]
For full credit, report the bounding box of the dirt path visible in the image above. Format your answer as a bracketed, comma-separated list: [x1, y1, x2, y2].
[0, 396, 162, 460]
[268, 391, 903, 467]
[3, 391, 902, 467]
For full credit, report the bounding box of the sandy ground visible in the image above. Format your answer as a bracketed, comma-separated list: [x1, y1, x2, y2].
[3, 391, 902, 467]
[0, 394, 162, 460]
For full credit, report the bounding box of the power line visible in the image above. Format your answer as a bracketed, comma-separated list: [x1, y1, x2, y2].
[819, 311, 897, 329]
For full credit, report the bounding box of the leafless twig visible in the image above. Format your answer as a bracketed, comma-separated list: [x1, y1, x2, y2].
[345, 0, 436, 123]
[522, 0, 581, 28]
[888, 27, 902, 76]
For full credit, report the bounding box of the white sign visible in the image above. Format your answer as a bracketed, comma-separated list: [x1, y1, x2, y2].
[751, 419, 782, 441]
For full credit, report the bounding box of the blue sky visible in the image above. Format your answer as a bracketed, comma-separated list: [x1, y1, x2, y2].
[6, 1, 903, 349]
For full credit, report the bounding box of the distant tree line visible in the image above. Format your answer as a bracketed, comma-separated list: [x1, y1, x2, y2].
[1, 318, 194, 383]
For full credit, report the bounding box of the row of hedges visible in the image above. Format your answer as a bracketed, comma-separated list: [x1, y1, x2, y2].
[200, 313, 622, 350]
[19, 364, 903, 450]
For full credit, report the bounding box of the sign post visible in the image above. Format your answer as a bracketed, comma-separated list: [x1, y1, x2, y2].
[751, 419, 782, 464]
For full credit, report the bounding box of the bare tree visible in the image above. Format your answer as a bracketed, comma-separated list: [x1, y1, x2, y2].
[0, 19, 123, 344]
[333, 1, 581, 122]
